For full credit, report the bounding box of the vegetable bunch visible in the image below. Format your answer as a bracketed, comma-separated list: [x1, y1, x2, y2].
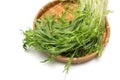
[23, 0, 108, 72]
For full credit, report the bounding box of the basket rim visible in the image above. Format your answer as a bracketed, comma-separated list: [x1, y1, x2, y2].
[33, 0, 110, 64]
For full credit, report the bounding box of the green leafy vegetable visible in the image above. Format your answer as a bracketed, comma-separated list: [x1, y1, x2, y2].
[22, 0, 109, 72]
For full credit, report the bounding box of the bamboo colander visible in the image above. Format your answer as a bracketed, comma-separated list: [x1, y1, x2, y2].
[33, 0, 110, 64]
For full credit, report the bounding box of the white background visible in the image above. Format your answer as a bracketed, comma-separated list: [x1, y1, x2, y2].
[0, 0, 119, 80]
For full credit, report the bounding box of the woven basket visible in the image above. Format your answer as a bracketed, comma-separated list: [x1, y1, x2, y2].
[33, 0, 110, 64]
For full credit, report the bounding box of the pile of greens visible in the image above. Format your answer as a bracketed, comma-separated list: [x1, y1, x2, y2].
[23, 0, 108, 72]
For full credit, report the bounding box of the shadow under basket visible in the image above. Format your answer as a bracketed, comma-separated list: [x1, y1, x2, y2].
[33, 0, 110, 64]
